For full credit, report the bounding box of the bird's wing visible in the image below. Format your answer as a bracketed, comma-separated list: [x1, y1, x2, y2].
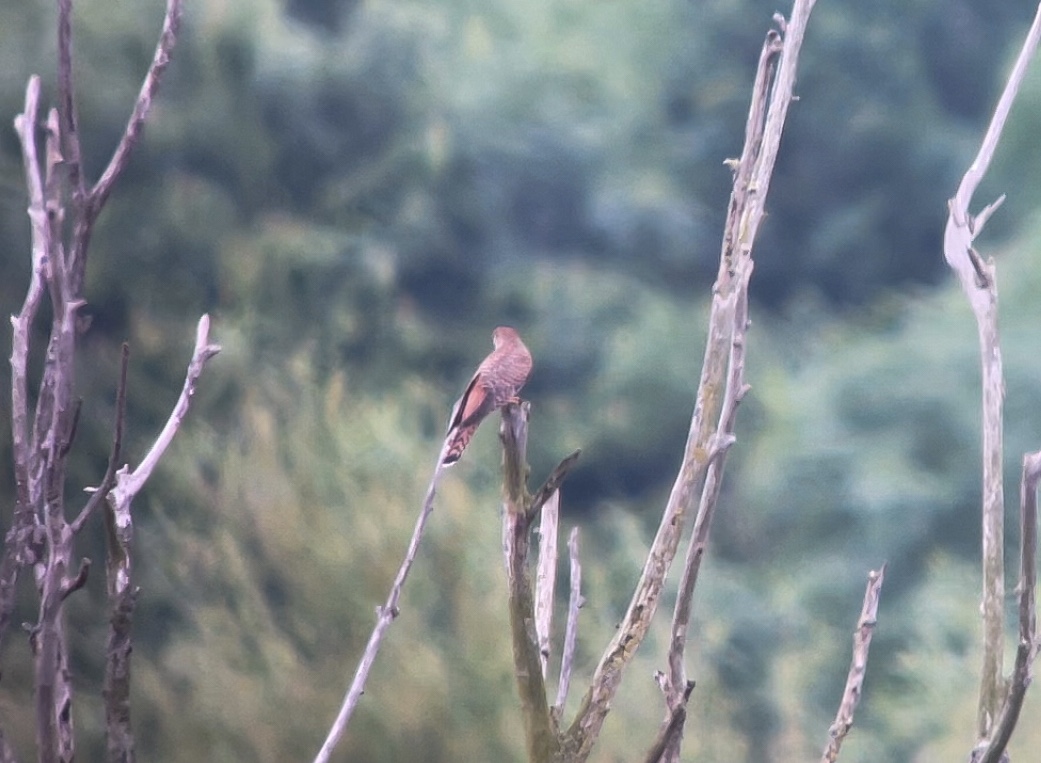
[446, 372, 494, 433]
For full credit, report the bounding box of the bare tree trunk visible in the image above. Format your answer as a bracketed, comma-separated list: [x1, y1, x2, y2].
[942, 3, 1041, 758]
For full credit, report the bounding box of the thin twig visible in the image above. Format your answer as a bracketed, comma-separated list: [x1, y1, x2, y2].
[56, 0, 86, 199]
[89, 0, 184, 218]
[820, 565, 886, 763]
[313, 465, 448, 763]
[71, 343, 130, 533]
[97, 320, 215, 763]
[68, 0, 185, 292]
[529, 450, 582, 520]
[643, 680, 694, 763]
[535, 491, 560, 679]
[554, 527, 582, 720]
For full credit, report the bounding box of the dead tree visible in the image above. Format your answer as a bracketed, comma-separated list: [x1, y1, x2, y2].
[314, 3, 870, 762]
[942, 4, 1041, 761]
[6, 1, 219, 761]
[317, 1, 1041, 761]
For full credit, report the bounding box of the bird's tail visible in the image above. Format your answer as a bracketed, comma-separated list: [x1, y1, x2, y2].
[441, 424, 477, 465]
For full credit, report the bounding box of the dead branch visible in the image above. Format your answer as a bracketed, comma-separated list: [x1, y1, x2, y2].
[103, 321, 218, 762]
[642, 679, 693, 763]
[529, 450, 582, 520]
[500, 403, 560, 762]
[553, 527, 582, 722]
[820, 566, 886, 763]
[535, 491, 561, 679]
[942, 1, 1041, 739]
[661, 98, 760, 745]
[974, 452, 1041, 763]
[71, 343, 129, 534]
[313, 462, 448, 763]
[2, 76, 49, 659]
[563, 2, 817, 758]
[69, 0, 185, 291]
[110, 316, 221, 505]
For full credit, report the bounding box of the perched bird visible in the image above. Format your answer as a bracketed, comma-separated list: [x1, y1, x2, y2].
[441, 326, 533, 466]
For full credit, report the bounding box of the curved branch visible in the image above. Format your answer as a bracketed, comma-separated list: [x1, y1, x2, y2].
[71, 0, 185, 289]
[314, 463, 448, 763]
[89, 0, 183, 213]
[111, 316, 220, 505]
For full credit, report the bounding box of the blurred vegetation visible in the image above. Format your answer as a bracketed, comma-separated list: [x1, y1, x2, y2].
[2, 0, 1041, 760]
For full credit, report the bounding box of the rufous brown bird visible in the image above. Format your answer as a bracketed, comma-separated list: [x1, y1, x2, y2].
[441, 326, 533, 466]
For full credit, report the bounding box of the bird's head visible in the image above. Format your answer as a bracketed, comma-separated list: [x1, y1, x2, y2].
[492, 326, 520, 348]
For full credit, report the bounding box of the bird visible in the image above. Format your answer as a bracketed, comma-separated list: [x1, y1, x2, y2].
[441, 326, 533, 466]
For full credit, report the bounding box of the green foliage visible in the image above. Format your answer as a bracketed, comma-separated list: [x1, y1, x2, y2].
[716, 222, 1041, 758]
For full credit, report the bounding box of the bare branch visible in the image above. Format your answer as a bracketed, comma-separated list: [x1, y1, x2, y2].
[973, 194, 1006, 239]
[499, 403, 559, 762]
[103, 441, 138, 763]
[99, 323, 211, 760]
[59, 558, 91, 601]
[554, 527, 582, 720]
[61, 0, 184, 292]
[34, 275, 83, 763]
[974, 451, 1041, 763]
[942, 3, 1041, 738]
[643, 681, 694, 763]
[88, 0, 184, 219]
[56, 0, 86, 199]
[529, 450, 581, 521]
[2, 77, 50, 654]
[314, 463, 448, 763]
[103, 569, 138, 763]
[71, 343, 130, 534]
[112, 315, 220, 505]
[535, 491, 560, 679]
[563, 1, 816, 754]
[664, 259, 752, 738]
[944, 3, 1041, 301]
[820, 565, 886, 763]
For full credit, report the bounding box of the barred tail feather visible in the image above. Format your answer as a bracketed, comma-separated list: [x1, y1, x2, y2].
[441, 424, 478, 465]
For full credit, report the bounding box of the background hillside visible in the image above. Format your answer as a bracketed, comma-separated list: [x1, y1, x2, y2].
[2, 0, 1041, 760]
